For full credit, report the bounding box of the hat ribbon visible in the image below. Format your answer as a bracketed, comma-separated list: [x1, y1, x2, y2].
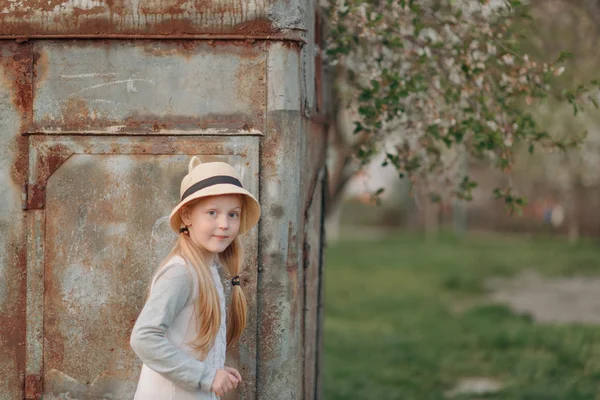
[181, 175, 243, 201]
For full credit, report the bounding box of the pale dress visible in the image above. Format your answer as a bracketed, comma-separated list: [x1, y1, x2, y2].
[130, 255, 228, 400]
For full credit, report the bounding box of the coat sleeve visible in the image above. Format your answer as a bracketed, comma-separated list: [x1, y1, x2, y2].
[130, 263, 217, 392]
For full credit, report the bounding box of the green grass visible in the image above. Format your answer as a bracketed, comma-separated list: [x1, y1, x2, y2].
[323, 233, 600, 400]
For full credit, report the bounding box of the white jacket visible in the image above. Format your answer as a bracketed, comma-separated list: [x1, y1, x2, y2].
[130, 256, 227, 400]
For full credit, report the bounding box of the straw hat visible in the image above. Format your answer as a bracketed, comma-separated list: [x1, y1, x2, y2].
[169, 156, 261, 234]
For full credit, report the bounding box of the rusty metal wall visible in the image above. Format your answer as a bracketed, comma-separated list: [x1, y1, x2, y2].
[0, 0, 328, 398]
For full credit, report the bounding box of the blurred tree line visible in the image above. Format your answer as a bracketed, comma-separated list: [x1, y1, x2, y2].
[513, 0, 600, 240]
[324, 0, 600, 239]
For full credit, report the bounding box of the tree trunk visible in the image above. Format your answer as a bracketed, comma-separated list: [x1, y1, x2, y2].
[564, 186, 579, 243]
[325, 199, 342, 243]
[416, 181, 439, 236]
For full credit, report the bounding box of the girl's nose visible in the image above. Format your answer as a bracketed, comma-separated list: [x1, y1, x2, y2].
[219, 215, 229, 229]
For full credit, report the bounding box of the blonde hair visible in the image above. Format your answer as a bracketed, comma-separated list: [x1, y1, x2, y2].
[151, 198, 248, 359]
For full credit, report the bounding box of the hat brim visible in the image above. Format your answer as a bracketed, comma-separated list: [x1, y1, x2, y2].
[169, 184, 261, 234]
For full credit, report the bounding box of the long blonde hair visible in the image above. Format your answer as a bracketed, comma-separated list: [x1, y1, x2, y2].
[152, 201, 248, 360]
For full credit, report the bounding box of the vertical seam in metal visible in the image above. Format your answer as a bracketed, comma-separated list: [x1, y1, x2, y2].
[41, 190, 47, 391]
[314, 168, 326, 400]
[29, 41, 34, 131]
[263, 43, 268, 141]
[25, 209, 45, 399]
[255, 42, 269, 400]
[301, 191, 312, 400]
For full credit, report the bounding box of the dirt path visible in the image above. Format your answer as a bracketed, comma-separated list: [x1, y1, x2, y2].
[485, 269, 600, 324]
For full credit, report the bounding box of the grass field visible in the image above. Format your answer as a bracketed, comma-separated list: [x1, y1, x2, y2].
[322, 233, 600, 400]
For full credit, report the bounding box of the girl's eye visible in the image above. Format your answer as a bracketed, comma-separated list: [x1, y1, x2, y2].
[229, 212, 239, 218]
[208, 210, 217, 216]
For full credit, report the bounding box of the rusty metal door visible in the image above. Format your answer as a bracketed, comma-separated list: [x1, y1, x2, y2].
[24, 135, 260, 399]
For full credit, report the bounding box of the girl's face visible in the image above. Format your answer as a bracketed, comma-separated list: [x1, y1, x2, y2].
[181, 194, 243, 256]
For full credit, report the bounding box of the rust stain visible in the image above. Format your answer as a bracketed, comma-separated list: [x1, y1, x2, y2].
[42, 309, 66, 373]
[192, 0, 212, 13]
[279, 40, 303, 50]
[60, 98, 92, 127]
[139, 0, 189, 15]
[25, 141, 74, 209]
[33, 45, 49, 90]
[0, 0, 290, 37]
[261, 118, 282, 171]
[2, 48, 31, 396]
[10, 134, 29, 186]
[35, 112, 263, 133]
[71, 5, 106, 17]
[27, 184, 46, 210]
[0, 42, 31, 399]
[37, 144, 74, 186]
[138, 39, 265, 59]
[104, 0, 126, 14]
[140, 18, 200, 36]
[2, 9, 30, 19]
[24, 0, 71, 12]
[0, 42, 33, 136]
[232, 19, 277, 35]
[24, 374, 43, 399]
[61, 17, 114, 36]
[123, 112, 260, 131]
[0, 250, 27, 396]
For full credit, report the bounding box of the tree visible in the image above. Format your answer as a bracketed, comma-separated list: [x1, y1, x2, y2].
[324, 0, 599, 216]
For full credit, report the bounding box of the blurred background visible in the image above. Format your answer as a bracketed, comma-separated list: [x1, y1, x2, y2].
[321, 0, 600, 398]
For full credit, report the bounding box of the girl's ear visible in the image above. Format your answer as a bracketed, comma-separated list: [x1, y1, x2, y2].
[180, 205, 192, 225]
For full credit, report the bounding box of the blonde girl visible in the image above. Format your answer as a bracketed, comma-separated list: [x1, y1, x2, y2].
[130, 156, 261, 400]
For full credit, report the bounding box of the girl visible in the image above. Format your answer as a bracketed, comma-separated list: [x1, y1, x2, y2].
[130, 156, 261, 400]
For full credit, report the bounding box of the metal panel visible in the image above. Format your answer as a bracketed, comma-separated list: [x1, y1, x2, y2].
[0, 0, 306, 38]
[32, 41, 267, 134]
[25, 134, 259, 399]
[0, 41, 32, 400]
[257, 41, 304, 399]
[25, 211, 45, 399]
[266, 43, 300, 113]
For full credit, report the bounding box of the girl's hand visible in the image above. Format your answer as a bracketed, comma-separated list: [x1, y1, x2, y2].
[224, 366, 242, 383]
[211, 369, 238, 397]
